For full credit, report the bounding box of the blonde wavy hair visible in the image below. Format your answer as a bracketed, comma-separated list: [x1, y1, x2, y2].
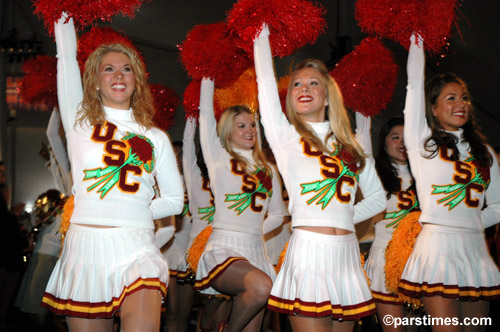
[77, 43, 154, 129]
[217, 105, 272, 175]
[286, 59, 366, 170]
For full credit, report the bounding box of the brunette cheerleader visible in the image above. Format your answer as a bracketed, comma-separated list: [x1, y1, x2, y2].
[360, 114, 418, 332]
[399, 34, 500, 332]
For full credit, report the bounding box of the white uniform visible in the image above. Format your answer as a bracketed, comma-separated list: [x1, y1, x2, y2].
[194, 78, 284, 295]
[399, 35, 500, 301]
[366, 162, 418, 303]
[46, 109, 73, 195]
[254, 26, 386, 320]
[181, 118, 216, 279]
[42, 16, 183, 318]
[183, 118, 215, 242]
[162, 180, 192, 282]
[356, 114, 419, 304]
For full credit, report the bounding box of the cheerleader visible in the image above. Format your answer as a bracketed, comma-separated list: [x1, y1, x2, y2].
[41, 15, 183, 332]
[399, 34, 500, 332]
[183, 118, 232, 331]
[253, 25, 386, 332]
[183, 118, 215, 251]
[194, 78, 284, 332]
[360, 114, 418, 332]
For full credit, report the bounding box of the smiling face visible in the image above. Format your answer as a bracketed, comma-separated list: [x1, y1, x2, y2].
[385, 125, 407, 165]
[97, 52, 136, 110]
[290, 67, 328, 122]
[432, 82, 470, 131]
[230, 112, 257, 150]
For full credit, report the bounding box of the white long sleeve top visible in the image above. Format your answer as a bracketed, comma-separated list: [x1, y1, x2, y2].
[174, 178, 193, 238]
[254, 26, 386, 232]
[54, 17, 183, 229]
[355, 114, 418, 247]
[404, 35, 500, 230]
[182, 118, 216, 239]
[374, 163, 417, 247]
[355, 112, 373, 161]
[199, 78, 284, 236]
[46, 109, 73, 195]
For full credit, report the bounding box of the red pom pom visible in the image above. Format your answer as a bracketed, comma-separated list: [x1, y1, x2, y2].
[19, 55, 58, 110]
[151, 84, 179, 132]
[330, 37, 398, 117]
[355, 0, 459, 54]
[183, 80, 222, 122]
[226, 0, 326, 57]
[33, 0, 145, 36]
[178, 22, 250, 87]
[77, 27, 145, 74]
[182, 80, 201, 120]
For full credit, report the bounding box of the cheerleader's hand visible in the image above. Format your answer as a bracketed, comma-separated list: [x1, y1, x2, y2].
[407, 33, 425, 85]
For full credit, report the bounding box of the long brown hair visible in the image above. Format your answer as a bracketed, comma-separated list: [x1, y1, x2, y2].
[375, 117, 405, 198]
[77, 43, 154, 129]
[286, 59, 366, 170]
[424, 73, 491, 166]
[217, 105, 272, 175]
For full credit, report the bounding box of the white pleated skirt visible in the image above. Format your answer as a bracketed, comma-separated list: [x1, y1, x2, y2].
[194, 228, 276, 296]
[42, 224, 169, 318]
[162, 231, 190, 281]
[364, 245, 402, 304]
[264, 220, 292, 265]
[268, 229, 375, 320]
[399, 224, 500, 301]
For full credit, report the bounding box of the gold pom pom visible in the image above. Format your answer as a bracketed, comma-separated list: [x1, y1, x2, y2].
[276, 241, 289, 271]
[278, 75, 291, 92]
[384, 211, 422, 306]
[58, 195, 74, 256]
[215, 67, 258, 112]
[186, 225, 213, 274]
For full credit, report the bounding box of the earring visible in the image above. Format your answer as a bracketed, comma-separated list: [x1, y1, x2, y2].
[97, 87, 100, 91]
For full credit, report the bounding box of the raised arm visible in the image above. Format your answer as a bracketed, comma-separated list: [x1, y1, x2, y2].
[46, 109, 70, 173]
[353, 158, 387, 223]
[150, 133, 184, 219]
[262, 167, 285, 234]
[182, 117, 201, 215]
[198, 78, 227, 166]
[54, 14, 83, 134]
[403, 34, 429, 152]
[355, 112, 373, 162]
[253, 25, 296, 150]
